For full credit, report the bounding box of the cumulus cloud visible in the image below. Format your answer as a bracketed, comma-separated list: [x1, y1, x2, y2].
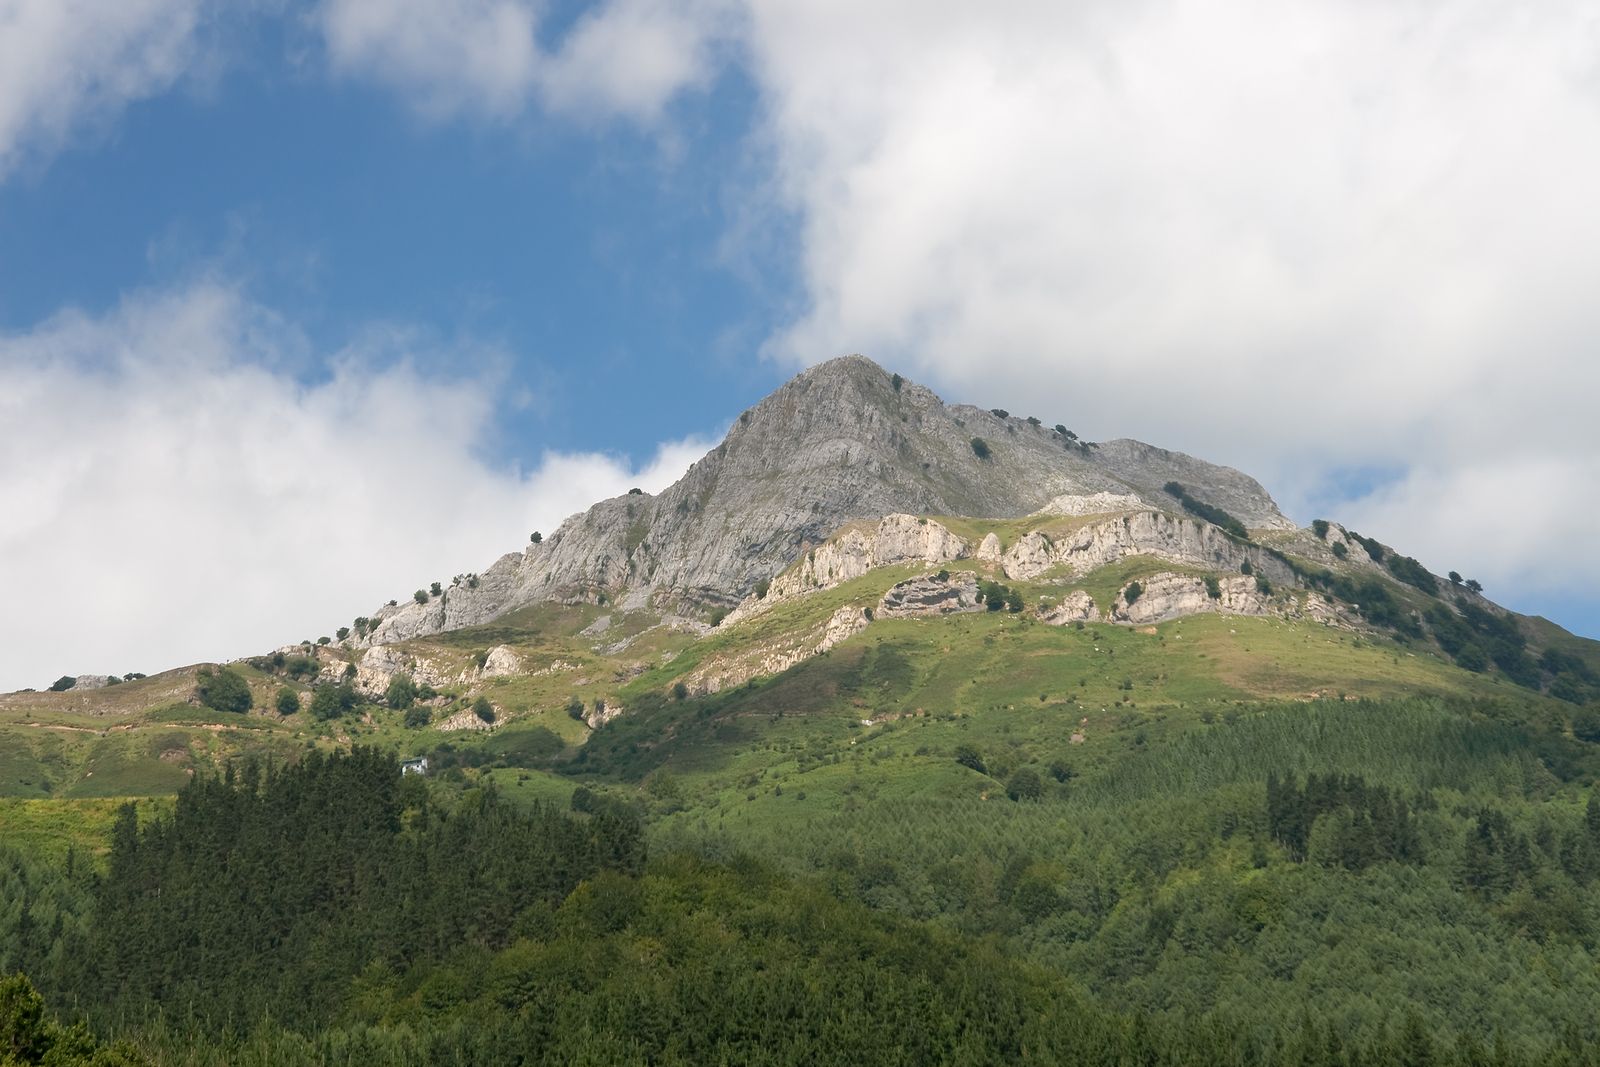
[0, 283, 710, 692]
[728, 0, 1600, 613]
[315, 0, 731, 121]
[0, 0, 207, 175]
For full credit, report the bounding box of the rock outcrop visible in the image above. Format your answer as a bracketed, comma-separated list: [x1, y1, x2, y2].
[686, 605, 871, 695]
[878, 573, 982, 618]
[1040, 591, 1098, 625]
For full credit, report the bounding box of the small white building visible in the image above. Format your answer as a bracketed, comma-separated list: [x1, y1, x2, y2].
[400, 756, 429, 776]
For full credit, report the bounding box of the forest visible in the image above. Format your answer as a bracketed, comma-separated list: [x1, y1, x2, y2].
[8, 684, 1600, 1063]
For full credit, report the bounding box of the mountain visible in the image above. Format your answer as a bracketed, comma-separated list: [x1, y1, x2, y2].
[11, 356, 1600, 1066]
[358, 355, 1297, 645]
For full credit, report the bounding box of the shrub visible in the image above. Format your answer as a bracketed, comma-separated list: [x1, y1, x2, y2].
[430, 581, 442, 597]
[196, 667, 253, 713]
[990, 408, 1009, 419]
[1466, 578, 1483, 594]
[336, 626, 350, 641]
[936, 569, 950, 581]
[48, 676, 76, 692]
[317, 636, 330, 646]
[1026, 416, 1041, 426]
[1312, 519, 1330, 540]
[413, 590, 429, 605]
[1204, 576, 1222, 599]
[953, 745, 987, 774]
[473, 696, 496, 724]
[1386, 554, 1439, 596]
[386, 674, 418, 710]
[1455, 643, 1489, 673]
[530, 531, 542, 544]
[1124, 581, 1144, 605]
[1572, 709, 1600, 744]
[1006, 768, 1044, 802]
[310, 683, 356, 721]
[672, 681, 689, 701]
[1004, 589, 1025, 613]
[628, 487, 643, 495]
[1048, 760, 1075, 783]
[404, 706, 431, 729]
[1449, 571, 1463, 586]
[275, 687, 300, 715]
[753, 578, 771, 600]
[567, 697, 586, 721]
[1256, 575, 1273, 596]
[1332, 541, 1349, 559]
[1240, 560, 1253, 575]
[970, 437, 991, 460]
[891, 372, 904, 391]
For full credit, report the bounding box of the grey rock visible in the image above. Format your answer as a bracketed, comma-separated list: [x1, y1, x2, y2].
[358, 356, 1296, 646]
[878, 573, 982, 618]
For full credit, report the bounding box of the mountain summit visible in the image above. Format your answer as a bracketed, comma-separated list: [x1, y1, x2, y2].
[362, 356, 1293, 644]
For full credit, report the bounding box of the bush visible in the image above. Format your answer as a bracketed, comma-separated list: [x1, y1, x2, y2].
[530, 531, 542, 544]
[404, 706, 431, 729]
[990, 408, 1009, 419]
[628, 487, 643, 495]
[1466, 578, 1483, 594]
[1256, 575, 1273, 596]
[1204, 576, 1222, 599]
[48, 676, 76, 692]
[1004, 589, 1024, 613]
[1572, 709, 1600, 744]
[310, 683, 356, 721]
[672, 681, 689, 701]
[567, 697, 586, 721]
[1124, 581, 1144, 605]
[336, 626, 350, 641]
[936, 569, 950, 582]
[413, 590, 429, 605]
[953, 744, 987, 774]
[1386, 554, 1439, 596]
[753, 578, 771, 600]
[317, 636, 330, 646]
[970, 437, 991, 460]
[1312, 519, 1330, 540]
[386, 674, 418, 710]
[473, 696, 496, 724]
[196, 667, 253, 714]
[1006, 768, 1044, 802]
[1449, 571, 1463, 586]
[891, 372, 904, 391]
[1455, 643, 1489, 673]
[1240, 560, 1252, 575]
[275, 687, 300, 715]
[1332, 541, 1349, 559]
[430, 582, 442, 597]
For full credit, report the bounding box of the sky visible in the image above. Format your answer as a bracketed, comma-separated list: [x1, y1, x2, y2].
[2, 0, 1598, 691]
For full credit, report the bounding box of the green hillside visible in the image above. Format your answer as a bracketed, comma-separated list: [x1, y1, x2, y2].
[5, 529, 1600, 1064]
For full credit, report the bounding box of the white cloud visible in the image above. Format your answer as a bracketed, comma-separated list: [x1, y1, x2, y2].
[0, 283, 707, 692]
[315, 0, 730, 121]
[726, 0, 1600, 610]
[317, 0, 540, 117]
[0, 0, 207, 175]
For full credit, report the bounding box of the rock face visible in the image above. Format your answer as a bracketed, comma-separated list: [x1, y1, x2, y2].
[1040, 592, 1098, 625]
[358, 356, 1298, 646]
[686, 605, 871, 695]
[1113, 574, 1272, 624]
[1000, 512, 1297, 584]
[878, 574, 982, 618]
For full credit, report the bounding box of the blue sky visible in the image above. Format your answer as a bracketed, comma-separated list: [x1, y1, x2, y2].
[2, 0, 1598, 689]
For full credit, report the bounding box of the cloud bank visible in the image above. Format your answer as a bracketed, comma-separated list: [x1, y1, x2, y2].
[0, 284, 710, 692]
[732, 0, 1600, 612]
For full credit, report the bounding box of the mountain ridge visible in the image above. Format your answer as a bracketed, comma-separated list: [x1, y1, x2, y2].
[356, 355, 1298, 647]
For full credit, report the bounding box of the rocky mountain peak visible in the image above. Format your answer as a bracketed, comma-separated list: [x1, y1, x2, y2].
[357, 355, 1295, 646]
